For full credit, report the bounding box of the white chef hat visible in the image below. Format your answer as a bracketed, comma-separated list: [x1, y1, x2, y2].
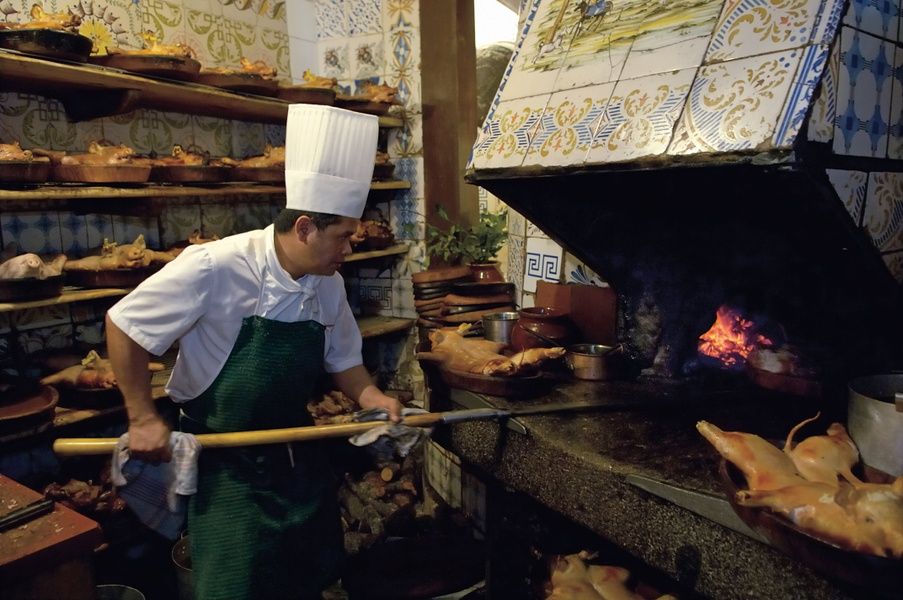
[285, 104, 379, 218]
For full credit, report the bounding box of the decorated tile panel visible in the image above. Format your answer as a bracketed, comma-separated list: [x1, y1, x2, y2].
[705, 0, 823, 64]
[863, 172, 903, 252]
[843, 0, 901, 41]
[669, 49, 801, 154]
[524, 84, 612, 168]
[832, 26, 895, 157]
[564, 252, 608, 287]
[807, 38, 840, 142]
[348, 0, 382, 36]
[826, 169, 869, 225]
[883, 251, 903, 282]
[523, 236, 563, 293]
[316, 0, 346, 39]
[0, 213, 62, 254]
[812, 0, 851, 44]
[617, 0, 722, 80]
[585, 69, 694, 165]
[470, 95, 550, 170]
[773, 43, 831, 147]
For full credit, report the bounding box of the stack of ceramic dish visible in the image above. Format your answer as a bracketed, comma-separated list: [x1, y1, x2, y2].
[439, 281, 516, 325]
[412, 266, 472, 326]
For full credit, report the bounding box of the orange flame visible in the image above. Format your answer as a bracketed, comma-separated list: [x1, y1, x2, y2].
[698, 305, 773, 368]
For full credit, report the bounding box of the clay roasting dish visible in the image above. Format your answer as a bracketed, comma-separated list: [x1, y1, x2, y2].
[89, 53, 202, 82]
[65, 265, 160, 288]
[0, 29, 92, 62]
[0, 275, 63, 303]
[149, 164, 230, 183]
[0, 158, 51, 183]
[52, 164, 151, 183]
[197, 71, 279, 96]
[275, 85, 336, 105]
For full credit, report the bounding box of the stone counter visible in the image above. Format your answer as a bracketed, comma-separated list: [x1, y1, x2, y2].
[434, 379, 871, 600]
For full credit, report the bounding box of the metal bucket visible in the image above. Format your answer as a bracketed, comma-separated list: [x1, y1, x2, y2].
[482, 311, 518, 344]
[848, 374, 903, 476]
[171, 535, 194, 600]
[95, 585, 145, 600]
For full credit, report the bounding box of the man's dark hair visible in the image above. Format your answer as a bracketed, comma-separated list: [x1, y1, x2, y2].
[273, 209, 343, 233]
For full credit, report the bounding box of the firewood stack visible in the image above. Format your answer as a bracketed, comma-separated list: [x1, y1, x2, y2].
[339, 454, 422, 555]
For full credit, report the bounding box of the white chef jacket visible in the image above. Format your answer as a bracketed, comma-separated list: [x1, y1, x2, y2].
[107, 225, 363, 402]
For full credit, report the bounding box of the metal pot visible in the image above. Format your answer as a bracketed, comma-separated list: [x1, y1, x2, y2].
[847, 374, 903, 476]
[171, 535, 194, 600]
[565, 344, 621, 381]
[482, 311, 519, 344]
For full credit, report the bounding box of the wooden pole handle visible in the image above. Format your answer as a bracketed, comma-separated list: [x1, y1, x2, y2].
[52, 412, 445, 457]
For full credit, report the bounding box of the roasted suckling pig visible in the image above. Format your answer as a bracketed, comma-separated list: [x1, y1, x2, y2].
[144, 145, 228, 167]
[219, 145, 285, 168]
[545, 551, 677, 600]
[0, 141, 35, 161]
[106, 30, 195, 58]
[64, 235, 175, 271]
[0, 4, 81, 31]
[164, 229, 221, 258]
[698, 417, 903, 558]
[360, 81, 398, 103]
[301, 69, 337, 89]
[43, 141, 138, 166]
[419, 325, 565, 376]
[0, 248, 66, 280]
[39, 349, 164, 390]
[203, 57, 277, 79]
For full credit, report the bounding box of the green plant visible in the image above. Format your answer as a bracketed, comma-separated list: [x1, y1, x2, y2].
[426, 205, 508, 265]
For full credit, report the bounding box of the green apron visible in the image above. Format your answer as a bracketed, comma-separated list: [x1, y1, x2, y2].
[182, 315, 344, 600]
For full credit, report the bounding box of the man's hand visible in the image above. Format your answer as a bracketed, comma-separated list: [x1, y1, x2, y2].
[358, 386, 403, 423]
[127, 413, 172, 463]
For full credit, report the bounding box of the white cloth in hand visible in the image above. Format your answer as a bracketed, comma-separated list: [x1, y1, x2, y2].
[110, 431, 201, 540]
[348, 407, 432, 460]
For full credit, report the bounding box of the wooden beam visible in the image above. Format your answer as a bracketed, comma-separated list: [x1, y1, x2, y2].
[420, 0, 479, 249]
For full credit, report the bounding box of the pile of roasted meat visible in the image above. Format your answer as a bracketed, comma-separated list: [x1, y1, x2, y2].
[40, 349, 164, 390]
[544, 551, 676, 600]
[698, 416, 903, 558]
[419, 325, 564, 376]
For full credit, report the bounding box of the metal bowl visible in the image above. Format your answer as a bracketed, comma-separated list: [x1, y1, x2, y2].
[565, 343, 620, 381]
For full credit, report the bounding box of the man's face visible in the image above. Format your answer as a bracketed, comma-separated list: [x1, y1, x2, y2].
[304, 216, 359, 275]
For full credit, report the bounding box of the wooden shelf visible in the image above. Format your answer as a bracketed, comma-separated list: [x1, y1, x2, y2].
[0, 180, 410, 202]
[0, 50, 403, 127]
[345, 243, 409, 263]
[357, 316, 414, 339]
[0, 287, 131, 313]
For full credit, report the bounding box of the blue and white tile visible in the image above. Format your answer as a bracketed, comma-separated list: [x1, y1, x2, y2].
[75, 321, 105, 346]
[812, 0, 849, 44]
[843, 0, 900, 41]
[11, 305, 70, 331]
[523, 85, 608, 168]
[586, 70, 693, 164]
[774, 44, 831, 147]
[385, 23, 420, 78]
[669, 49, 801, 154]
[17, 324, 73, 354]
[347, 0, 381, 36]
[201, 203, 237, 238]
[392, 241, 426, 279]
[318, 39, 350, 79]
[385, 67, 421, 115]
[807, 38, 840, 142]
[316, 0, 346, 39]
[57, 212, 89, 257]
[520, 291, 535, 309]
[826, 169, 868, 225]
[619, 0, 722, 79]
[706, 0, 823, 64]
[286, 0, 317, 41]
[494, 0, 573, 101]
[525, 219, 547, 238]
[391, 277, 415, 320]
[0, 213, 62, 254]
[358, 277, 393, 315]
[382, 0, 418, 32]
[388, 112, 423, 158]
[564, 253, 607, 287]
[888, 45, 903, 158]
[523, 236, 563, 293]
[113, 216, 161, 249]
[84, 214, 115, 252]
[882, 252, 903, 282]
[160, 203, 202, 248]
[863, 172, 903, 252]
[506, 234, 526, 302]
[471, 95, 549, 170]
[349, 33, 384, 79]
[832, 27, 895, 157]
[508, 208, 526, 238]
[424, 440, 462, 508]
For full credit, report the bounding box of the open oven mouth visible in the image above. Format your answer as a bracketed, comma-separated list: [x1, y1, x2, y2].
[469, 164, 903, 409]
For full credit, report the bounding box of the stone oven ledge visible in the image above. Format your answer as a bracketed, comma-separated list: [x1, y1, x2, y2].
[437, 382, 862, 600]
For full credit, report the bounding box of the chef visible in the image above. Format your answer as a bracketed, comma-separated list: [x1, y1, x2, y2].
[105, 104, 403, 600]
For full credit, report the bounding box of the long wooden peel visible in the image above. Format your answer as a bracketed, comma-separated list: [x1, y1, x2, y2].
[52, 401, 615, 457]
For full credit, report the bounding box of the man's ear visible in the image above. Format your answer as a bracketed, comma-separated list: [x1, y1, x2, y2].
[294, 215, 314, 241]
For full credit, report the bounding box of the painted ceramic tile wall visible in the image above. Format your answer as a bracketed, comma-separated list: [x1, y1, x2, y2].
[313, 0, 423, 322]
[0, 0, 287, 365]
